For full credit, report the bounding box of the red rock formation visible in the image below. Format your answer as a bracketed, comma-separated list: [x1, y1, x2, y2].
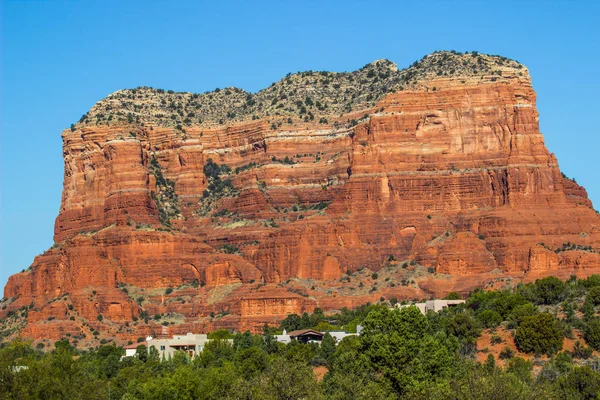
[2, 51, 600, 344]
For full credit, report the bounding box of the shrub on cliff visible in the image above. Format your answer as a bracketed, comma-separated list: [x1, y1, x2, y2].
[202, 159, 236, 201]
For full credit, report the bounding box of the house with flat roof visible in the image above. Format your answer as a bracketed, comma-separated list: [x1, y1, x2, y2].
[146, 333, 222, 360]
[328, 331, 357, 342]
[396, 299, 465, 315]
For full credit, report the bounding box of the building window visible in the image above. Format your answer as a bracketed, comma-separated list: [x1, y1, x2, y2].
[197, 345, 203, 352]
[160, 346, 165, 351]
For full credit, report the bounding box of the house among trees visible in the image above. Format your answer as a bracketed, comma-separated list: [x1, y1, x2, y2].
[396, 299, 465, 315]
[146, 333, 230, 360]
[287, 329, 325, 344]
[277, 329, 359, 345]
[124, 343, 140, 358]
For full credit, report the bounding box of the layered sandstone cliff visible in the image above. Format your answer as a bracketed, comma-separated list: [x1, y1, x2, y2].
[2, 51, 600, 345]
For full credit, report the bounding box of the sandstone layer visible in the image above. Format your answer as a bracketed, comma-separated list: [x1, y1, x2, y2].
[2, 51, 600, 345]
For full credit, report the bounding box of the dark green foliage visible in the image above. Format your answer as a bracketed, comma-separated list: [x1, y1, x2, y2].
[207, 329, 234, 339]
[235, 347, 268, 379]
[201, 159, 237, 205]
[571, 340, 593, 359]
[234, 161, 258, 174]
[279, 313, 304, 332]
[261, 324, 279, 354]
[203, 158, 230, 179]
[532, 276, 566, 305]
[271, 155, 297, 165]
[444, 291, 462, 300]
[582, 274, 600, 288]
[445, 312, 481, 345]
[515, 313, 563, 355]
[477, 309, 503, 328]
[318, 332, 336, 366]
[491, 334, 503, 345]
[360, 307, 458, 395]
[555, 366, 600, 400]
[218, 243, 239, 254]
[506, 356, 533, 383]
[581, 300, 595, 321]
[508, 302, 538, 327]
[499, 346, 514, 359]
[233, 330, 254, 351]
[468, 289, 528, 319]
[6, 275, 600, 399]
[586, 286, 600, 305]
[149, 155, 181, 226]
[484, 353, 496, 374]
[584, 318, 600, 350]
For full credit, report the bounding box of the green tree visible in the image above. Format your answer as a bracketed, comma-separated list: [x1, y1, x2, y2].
[196, 339, 234, 368]
[484, 354, 496, 375]
[445, 312, 481, 345]
[507, 303, 538, 327]
[477, 310, 503, 328]
[233, 330, 254, 351]
[322, 336, 393, 399]
[280, 313, 303, 331]
[572, 340, 593, 359]
[262, 323, 279, 354]
[361, 306, 457, 395]
[264, 356, 322, 399]
[505, 357, 533, 383]
[135, 344, 148, 362]
[93, 344, 124, 379]
[235, 347, 268, 379]
[445, 368, 534, 399]
[319, 332, 337, 367]
[583, 317, 600, 351]
[444, 291, 462, 300]
[207, 328, 233, 339]
[534, 276, 566, 305]
[555, 366, 600, 400]
[514, 312, 563, 355]
[586, 286, 600, 305]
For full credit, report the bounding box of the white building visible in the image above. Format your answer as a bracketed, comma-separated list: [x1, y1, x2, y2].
[124, 343, 139, 357]
[275, 329, 291, 344]
[396, 299, 465, 315]
[274, 329, 358, 345]
[146, 333, 215, 360]
[327, 331, 357, 342]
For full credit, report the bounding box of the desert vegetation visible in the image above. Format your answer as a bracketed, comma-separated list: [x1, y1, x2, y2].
[73, 51, 525, 132]
[4, 275, 600, 399]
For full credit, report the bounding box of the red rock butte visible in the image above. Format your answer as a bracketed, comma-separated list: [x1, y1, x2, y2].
[2, 51, 600, 344]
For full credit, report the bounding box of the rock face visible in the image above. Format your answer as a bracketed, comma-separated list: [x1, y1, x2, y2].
[2, 51, 600, 344]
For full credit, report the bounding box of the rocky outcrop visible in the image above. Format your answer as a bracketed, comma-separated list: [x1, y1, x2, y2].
[2, 51, 600, 344]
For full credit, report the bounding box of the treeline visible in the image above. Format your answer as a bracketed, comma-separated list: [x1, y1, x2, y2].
[2, 275, 600, 399]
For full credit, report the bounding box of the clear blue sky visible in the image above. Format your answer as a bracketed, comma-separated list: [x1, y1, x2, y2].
[1, 0, 599, 292]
